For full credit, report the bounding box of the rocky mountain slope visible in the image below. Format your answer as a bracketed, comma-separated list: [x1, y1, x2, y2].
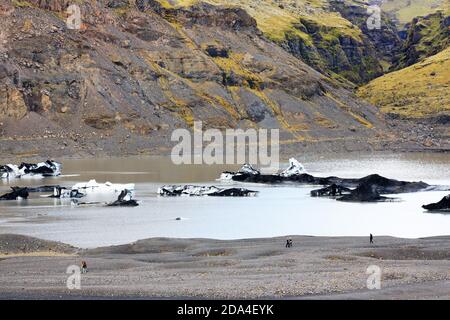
[156, 0, 404, 85]
[0, 0, 448, 159]
[0, 0, 408, 159]
[358, 47, 450, 146]
[381, 0, 448, 27]
[392, 10, 450, 69]
[358, 5, 449, 144]
[358, 46, 450, 118]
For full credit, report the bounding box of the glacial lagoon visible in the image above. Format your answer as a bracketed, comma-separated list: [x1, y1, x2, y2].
[0, 152, 449, 248]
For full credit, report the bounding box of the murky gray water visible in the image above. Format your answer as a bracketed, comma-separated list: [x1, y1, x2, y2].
[0, 153, 449, 248]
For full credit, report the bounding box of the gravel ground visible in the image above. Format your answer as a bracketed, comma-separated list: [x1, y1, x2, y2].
[0, 235, 449, 299]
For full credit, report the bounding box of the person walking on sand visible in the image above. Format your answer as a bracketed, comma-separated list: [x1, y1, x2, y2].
[370, 234, 374, 244]
[81, 260, 88, 274]
[285, 239, 293, 248]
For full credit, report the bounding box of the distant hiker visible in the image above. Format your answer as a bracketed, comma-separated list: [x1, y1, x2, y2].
[81, 261, 88, 274]
[370, 234, 374, 244]
[285, 239, 293, 248]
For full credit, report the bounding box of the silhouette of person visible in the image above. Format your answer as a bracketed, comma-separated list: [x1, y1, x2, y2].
[370, 234, 374, 244]
[81, 260, 88, 274]
[285, 239, 293, 248]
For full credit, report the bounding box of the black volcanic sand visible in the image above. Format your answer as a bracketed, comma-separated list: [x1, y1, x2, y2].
[0, 234, 449, 299]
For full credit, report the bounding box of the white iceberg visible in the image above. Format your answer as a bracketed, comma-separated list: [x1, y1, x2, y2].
[279, 158, 306, 177]
[218, 163, 260, 181]
[0, 164, 21, 179]
[239, 163, 261, 175]
[49, 186, 85, 199]
[71, 180, 135, 195]
[218, 158, 306, 180]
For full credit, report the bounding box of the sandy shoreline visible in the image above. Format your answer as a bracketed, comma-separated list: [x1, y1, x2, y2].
[0, 234, 449, 299]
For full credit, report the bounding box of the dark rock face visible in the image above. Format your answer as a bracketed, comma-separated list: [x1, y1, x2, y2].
[246, 101, 269, 123]
[0, 187, 29, 200]
[27, 0, 70, 12]
[422, 195, 450, 211]
[107, 0, 130, 9]
[392, 11, 450, 70]
[205, 45, 229, 58]
[311, 184, 351, 197]
[332, 2, 402, 67]
[284, 22, 384, 85]
[282, 1, 402, 84]
[164, 3, 258, 32]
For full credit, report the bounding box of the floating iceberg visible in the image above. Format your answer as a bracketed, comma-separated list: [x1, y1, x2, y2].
[71, 189, 139, 207]
[107, 190, 139, 207]
[422, 195, 450, 212]
[0, 165, 20, 179]
[310, 184, 351, 197]
[219, 163, 261, 181]
[219, 158, 305, 181]
[48, 186, 85, 199]
[158, 185, 258, 197]
[239, 164, 261, 175]
[0, 160, 61, 179]
[280, 158, 306, 177]
[0, 187, 29, 201]
[71, 180, 135, 195]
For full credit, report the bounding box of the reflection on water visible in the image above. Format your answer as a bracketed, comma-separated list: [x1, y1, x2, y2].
[0, 152, 449, 248]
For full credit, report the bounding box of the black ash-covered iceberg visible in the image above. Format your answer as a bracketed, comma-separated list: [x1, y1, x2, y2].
[336, 183, 394, 202]
[158, 185, 258, 197]
[0, 160, 61, 179]
[219, 163, 261, 181]
[106, 189, 139, 207]
[0, 187, 29, 201]
[311, 184, 351, 197]
[221, 161, 434, 195]
[23, 185, 62, 193]
[422, 195, 450, 212]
